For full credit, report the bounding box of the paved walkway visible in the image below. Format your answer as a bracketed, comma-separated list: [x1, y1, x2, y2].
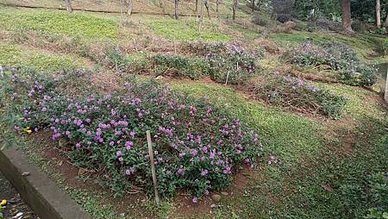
[0, 172, 38, 219]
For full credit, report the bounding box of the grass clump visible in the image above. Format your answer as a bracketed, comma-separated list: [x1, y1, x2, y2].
[3, 69, 262, 200]
[249, 75, 347, 119]
[286, 40, 377, 86]
[0, 7, 118, 39]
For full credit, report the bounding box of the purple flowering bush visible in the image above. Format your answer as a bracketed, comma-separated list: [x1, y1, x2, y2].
[185, 42, 259, 84]
[2, 68, 262, 199]
[249, 74, 347, 119]
[286, 41, 377, 86]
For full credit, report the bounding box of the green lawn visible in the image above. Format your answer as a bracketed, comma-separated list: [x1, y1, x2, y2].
[0, 42, 85, 71]
[0, 6, 119, 39]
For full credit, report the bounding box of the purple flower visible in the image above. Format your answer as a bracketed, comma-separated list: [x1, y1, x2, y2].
[201, 169, 209, 176]
[192, 197, 198, 203]
[209, 150, 216, 159]
[191, 149, 198, 157]
[176, 167, 185, 176]
[223, 166, 232, 174]
[159, 126, 174, 137]
[125, 167, 136, 176]
[116, 150, 123, 157]
[125, 141, 133, 150]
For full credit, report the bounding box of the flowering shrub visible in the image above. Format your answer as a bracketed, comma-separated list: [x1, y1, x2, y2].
[3, 68, 262, 199]
[151, 54, 210, 80]
[184, 42, 259, 84]
[249, 74, 347, 119]
[286, 41, 377, 86]
[207, 43, 257, 84]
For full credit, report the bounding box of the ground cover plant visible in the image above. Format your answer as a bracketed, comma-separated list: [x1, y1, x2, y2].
[0, 43, 83, 72]
[185, 41, 260, 84]
[286, 40, 377, 86]
[1, 68, 262, 201]
[249, 74, 347, 119]
[151, 54, 210, 79]
[0, 7, 118, 39]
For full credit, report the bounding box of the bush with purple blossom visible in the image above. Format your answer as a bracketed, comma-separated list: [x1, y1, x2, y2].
[184, 41, 259, 84]
[286, 40, 377, 87]
[248, 74, 347, 119]
[2, 68, 262, 199]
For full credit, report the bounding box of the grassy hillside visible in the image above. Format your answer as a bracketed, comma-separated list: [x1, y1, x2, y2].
[0, 2, 387, 219]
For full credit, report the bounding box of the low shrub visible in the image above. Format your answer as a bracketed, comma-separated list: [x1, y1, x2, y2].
[151, 54, 210, 80]
[104, 47, 130, 73]
[249, 75, 347, 119]
[184, 42, 259, 84]
[286, 40, 377, 86]
[3, 69, 262, 200]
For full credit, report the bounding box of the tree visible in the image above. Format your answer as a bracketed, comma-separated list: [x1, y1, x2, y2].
[195, 0, 199, 13]
[204, 0, 211, 18]
[341, 0, 354, 33]
[125, 0, 133, 15]
[64, 0, 73, 12]
[385, 14, 388, 30]
[216, 0, 220, 15]
[232, 0, 238, 20]
[252, 0, 255, 12]
[174, 0, 179, 19]
[376, 0, 381, 28]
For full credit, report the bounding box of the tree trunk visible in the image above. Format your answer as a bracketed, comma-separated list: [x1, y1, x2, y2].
[341, 0, 353, 34]
[252, 0, 255, 12]
[385, 14, 388, 33]
[198, 0, 204, 31]
[232, 0, 238, 20]
[195, 0, 199, 13]
[216, 0, 220, 13]
[126, 0, 133, 15]
[204, 0, 210, 19]
[376, 0, 381, 28]
[174, 0, 179, 19]
[64, 0, 73, 12]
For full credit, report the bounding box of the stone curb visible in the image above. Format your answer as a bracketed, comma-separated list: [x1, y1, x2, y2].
[0, 147, 91, 219]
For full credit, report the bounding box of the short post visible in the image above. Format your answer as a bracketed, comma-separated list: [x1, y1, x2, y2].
[146, 130, 160, 205]
[385, 69, 388, 104]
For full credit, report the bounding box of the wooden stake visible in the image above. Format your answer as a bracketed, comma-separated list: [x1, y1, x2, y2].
[385, 69, 388, 103]
[146, 130, 160, 205]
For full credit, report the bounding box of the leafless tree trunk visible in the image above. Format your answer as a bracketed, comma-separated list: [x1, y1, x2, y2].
[174, 0, 179, 19]
[195, 0, 199, 13]
[126, 0, 133, 15]
[64, 0, 73, 12]
[204, 0, 210, 19]
[232, 0, 238, 20]
[216, 0, 220, 14]
[385, 14, 388, 32]
[341, 0, 353, 34]
[376, 0, 381, 28]
[252, 0, 255, 12]
[198, 0, 204, 31]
